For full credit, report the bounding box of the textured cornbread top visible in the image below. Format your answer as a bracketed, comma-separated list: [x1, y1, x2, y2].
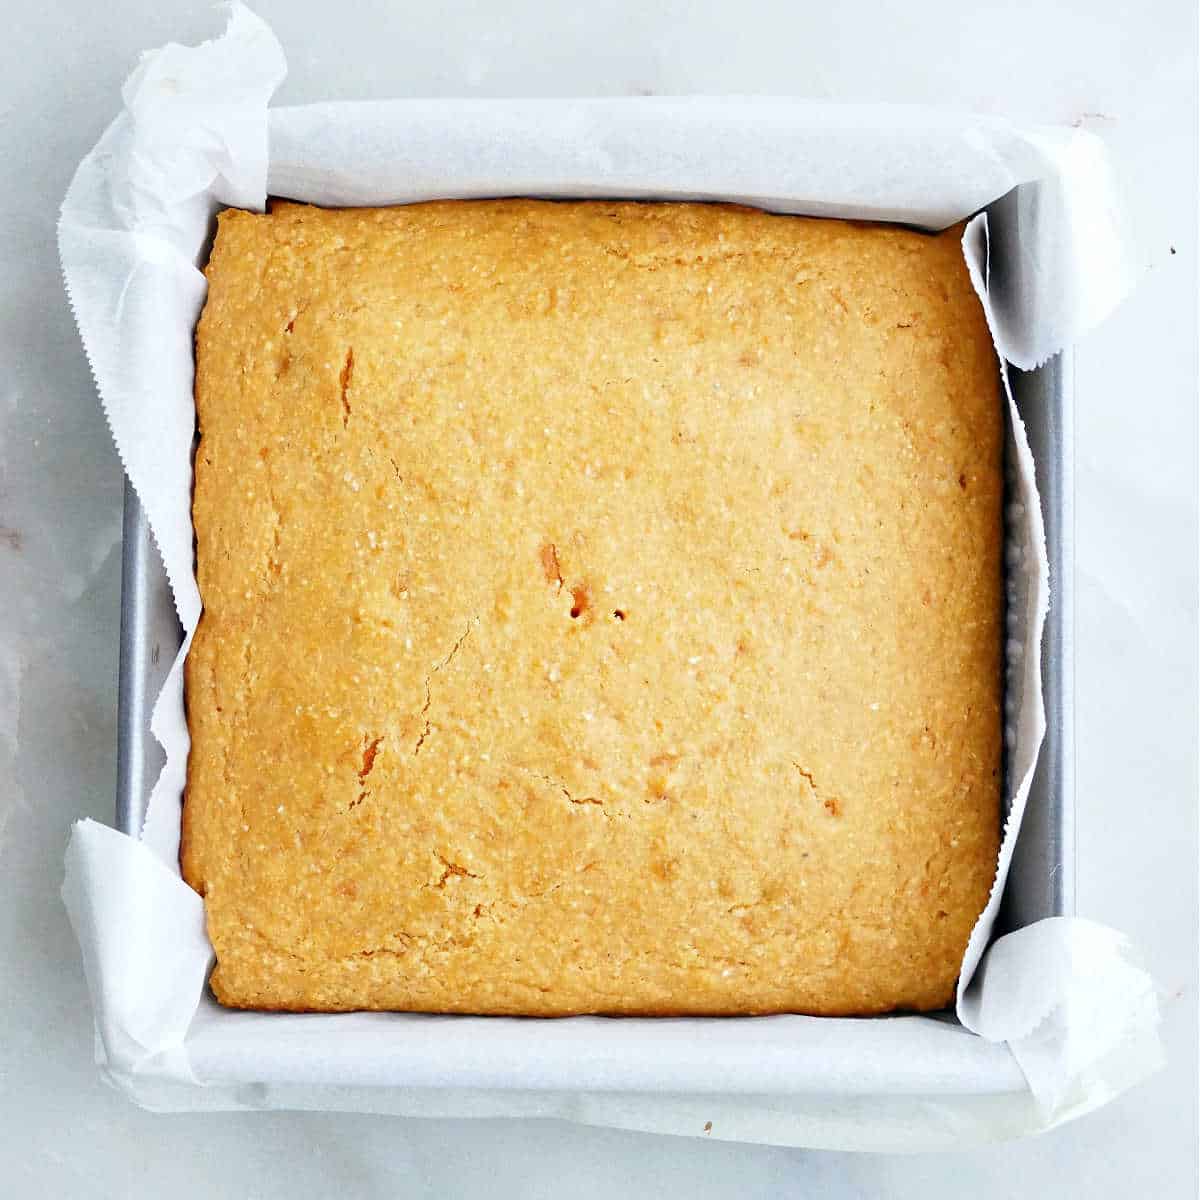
[183, 199, 1002, 1016]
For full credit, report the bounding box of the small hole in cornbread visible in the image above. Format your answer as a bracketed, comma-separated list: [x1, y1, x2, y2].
[613, 609, 626, 621]
[569, 584, 590, 619]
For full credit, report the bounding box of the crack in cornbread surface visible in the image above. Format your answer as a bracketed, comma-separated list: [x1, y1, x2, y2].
[183, 199, 1002, 1015]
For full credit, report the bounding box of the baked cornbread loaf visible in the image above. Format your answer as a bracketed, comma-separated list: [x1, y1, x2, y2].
[183, 199, 1002, 1016]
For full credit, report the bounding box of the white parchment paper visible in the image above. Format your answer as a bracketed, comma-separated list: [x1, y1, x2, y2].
[58, 3, 1162, 1147]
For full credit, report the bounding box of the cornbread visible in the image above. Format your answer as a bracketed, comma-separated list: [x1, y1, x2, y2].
[183, 199, 1002, 1016]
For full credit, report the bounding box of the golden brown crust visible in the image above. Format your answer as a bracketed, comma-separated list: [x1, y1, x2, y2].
[186, 199, 1002, 1015]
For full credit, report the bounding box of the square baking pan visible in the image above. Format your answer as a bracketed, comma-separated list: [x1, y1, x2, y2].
[115, 281, 1076, 1003]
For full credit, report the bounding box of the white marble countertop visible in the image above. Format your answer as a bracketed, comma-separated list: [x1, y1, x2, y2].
[1, 1, 1195, 1194]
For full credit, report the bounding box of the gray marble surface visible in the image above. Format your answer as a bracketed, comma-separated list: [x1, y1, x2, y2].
[1, 1, 1195, 1195]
